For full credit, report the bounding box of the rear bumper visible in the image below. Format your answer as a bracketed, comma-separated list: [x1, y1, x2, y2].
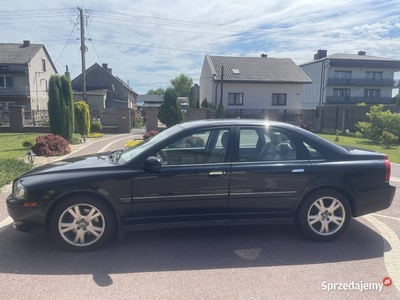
[352, 184, 396, 217]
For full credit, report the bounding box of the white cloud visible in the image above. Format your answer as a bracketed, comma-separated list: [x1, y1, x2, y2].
[1, 0, 400, 93]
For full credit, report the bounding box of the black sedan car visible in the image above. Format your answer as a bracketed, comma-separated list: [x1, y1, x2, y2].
[7, 120, 396, 251]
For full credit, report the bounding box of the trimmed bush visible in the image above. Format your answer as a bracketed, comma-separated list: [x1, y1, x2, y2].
[143, 130, 158, 140]
[74, 101, 90, 135]
[125, 140, 142, 147]
[90, 121, 103, 133]
[22, 138, 36, 149]
[32, 134, 71, 157]
[69, 134, 82, 145]
[87, 133, 104, 138]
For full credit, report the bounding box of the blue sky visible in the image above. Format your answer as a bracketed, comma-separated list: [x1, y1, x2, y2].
[2, 0, 400, 94]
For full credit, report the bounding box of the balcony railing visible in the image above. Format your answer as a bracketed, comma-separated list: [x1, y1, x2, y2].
[326, 78, 394, 87]
[0, 86, 30, 96]
[326, 96, 395, 104]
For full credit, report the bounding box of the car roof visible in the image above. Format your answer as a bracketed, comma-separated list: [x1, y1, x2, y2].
[177, 119, 294, 129]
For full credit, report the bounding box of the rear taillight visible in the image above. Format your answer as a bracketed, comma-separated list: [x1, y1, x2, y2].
[384, 154, 391, 182]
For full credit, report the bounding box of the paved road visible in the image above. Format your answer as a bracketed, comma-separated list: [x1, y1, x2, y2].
[0, 138, 399, 299]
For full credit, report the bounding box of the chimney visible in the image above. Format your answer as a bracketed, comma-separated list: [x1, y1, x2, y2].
[358, 51, 366, 56]
[314, 49, 327, 60]
[102, 63, 108, 69]
[64, 65, 71, 79]
[107, 68, 112, 74]
[23, 40, 30, 47]
[261, 53, 268, 58]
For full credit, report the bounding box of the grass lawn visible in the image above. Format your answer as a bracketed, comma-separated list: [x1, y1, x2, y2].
[0, 133, 41, 159]
[0, 133, 42, 187]
[318, 134, 400, 163]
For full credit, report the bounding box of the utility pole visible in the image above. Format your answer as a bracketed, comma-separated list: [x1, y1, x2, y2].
[220, 66, 224, 104]
[78, 7, 87, 103]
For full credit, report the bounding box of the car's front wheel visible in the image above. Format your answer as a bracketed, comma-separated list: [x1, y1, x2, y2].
[299, 189, 351, 242]
[50, 196, 115, 252]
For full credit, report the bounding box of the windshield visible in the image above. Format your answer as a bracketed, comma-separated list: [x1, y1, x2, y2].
[118, 125, 183, 163]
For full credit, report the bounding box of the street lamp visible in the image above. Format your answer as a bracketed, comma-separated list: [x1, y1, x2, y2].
[27, 150, 36, 164]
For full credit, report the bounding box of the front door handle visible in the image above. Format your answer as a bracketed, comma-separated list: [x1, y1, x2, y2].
[209, 171, 225, 176]
[291, 169, 304, 173]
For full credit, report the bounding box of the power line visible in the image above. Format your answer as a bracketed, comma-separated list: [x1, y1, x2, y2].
[86, 24, 101, 63]
[54, 23, 78, 64]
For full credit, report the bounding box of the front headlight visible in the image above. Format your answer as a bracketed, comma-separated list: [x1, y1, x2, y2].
[13, 179, 27, 200]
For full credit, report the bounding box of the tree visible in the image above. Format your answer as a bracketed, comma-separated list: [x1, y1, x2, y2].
[74, 101, 90, 135]
[147, 88, 165, 95]
[158, 87, 183, 127]
[48, 75, 74, 142]
[201, 98, 208, 108]
[356, 104, 400, 143]
[215, 101, 225, 119]
[170, 74, 193, 99]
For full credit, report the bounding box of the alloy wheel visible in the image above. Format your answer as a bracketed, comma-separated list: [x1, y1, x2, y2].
[58, 203, 105, 247]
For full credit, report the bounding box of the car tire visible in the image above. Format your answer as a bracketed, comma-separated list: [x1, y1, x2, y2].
[50, 196, 115, 252]
[298, 189, 352, 242]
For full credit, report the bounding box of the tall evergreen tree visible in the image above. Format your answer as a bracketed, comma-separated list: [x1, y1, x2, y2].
[48, 75, 74, 141]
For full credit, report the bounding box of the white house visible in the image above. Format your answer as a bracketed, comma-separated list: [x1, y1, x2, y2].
[200, 54, 312, 116]
[0, 40, 57, 111]
[300, 50, 400, 108]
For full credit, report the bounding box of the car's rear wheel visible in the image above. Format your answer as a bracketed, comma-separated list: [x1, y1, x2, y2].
[299, 189, 351, 242]
[50, 196, 115, 252]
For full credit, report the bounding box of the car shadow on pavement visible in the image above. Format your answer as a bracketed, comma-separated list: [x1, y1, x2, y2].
[0, 219, 389, 277]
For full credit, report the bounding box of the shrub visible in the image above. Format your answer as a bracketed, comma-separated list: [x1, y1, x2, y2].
[74, 101, 90, 135]
[125, 140, 142, 147]
[356, 105, 400, 143]
[32, 134, 71, 157]
[157, 88, 183, 127]
[356, 102, 367, 106]
[381, 131, 398, 148]
[345, 131, 357, 137]
[143, 130, 158, 140]
[90, 121, 103, 133]
[201, 98, 208, 108]
[300, 119, 314, 132]
[22, 138, 35, 149]
[355, 131, 363, 138]
[87, 132, 104, 138]
[69, 134, 82, 145]
[182, 136, 205, 147]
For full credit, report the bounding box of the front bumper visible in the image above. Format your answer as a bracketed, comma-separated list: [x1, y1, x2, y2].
[352, 184, 396, 217]
[6, 194, 47, 235]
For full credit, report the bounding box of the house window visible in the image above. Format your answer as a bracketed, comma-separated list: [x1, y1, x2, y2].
[364, 89, 381, 97]
[272, 93, 286, 106]
[42, 59, 46, 72]
[228, 93, 244, 105]
[334, 71, 352, 79]
[0, 76, 13, 88]
[333, 89, 350, 97]
[366, 71, 382, 80]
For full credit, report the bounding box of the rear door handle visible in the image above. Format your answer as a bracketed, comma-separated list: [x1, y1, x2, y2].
[209, 171, 225, 176]
[291, 169, 304, 173]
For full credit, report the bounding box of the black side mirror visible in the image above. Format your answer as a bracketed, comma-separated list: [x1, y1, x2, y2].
[143, 156, 162, 172]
